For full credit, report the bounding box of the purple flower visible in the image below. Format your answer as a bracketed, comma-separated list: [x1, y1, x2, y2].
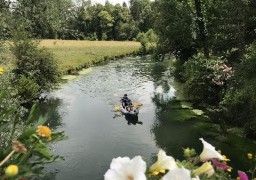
[238, 171, 249, 180]
[211, 158, 229, 170]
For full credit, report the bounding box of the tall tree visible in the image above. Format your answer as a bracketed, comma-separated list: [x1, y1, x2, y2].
[98, 10, 114, 40]
[12, 0, 73, 39]
[194, 0, 209, 58]
[154, 0, 195, 62]
[0, 0, 12, 39]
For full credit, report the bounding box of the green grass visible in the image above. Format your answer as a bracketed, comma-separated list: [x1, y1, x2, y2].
[39, 40, 141, 73]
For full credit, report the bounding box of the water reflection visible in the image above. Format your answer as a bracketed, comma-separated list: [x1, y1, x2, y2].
[123, 114, 143, 125]
[38, 98, 64, 130]
[113, 112, 143, 126]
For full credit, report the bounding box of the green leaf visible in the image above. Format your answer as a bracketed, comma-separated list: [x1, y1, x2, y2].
[34, 144, 52, 159]
[19, 127, 37, 140]
[34, 115, 47, 127]
[26, 103, 40, 125]
[0, 121, 11, 132]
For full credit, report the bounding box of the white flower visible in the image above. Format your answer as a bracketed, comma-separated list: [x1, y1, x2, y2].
[104, 156, 146, 180]
[191, 176, 200, 180]
[149, 149, 178, 173]
[199, 138, 224, 161]
[162, 167, 191, 180]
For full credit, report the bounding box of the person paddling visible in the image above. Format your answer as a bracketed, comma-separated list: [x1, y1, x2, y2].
[126, 99, 133, 112]
[120, 94, 129, 108]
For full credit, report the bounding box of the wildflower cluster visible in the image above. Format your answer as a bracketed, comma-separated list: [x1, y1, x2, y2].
[104, 138, 250, 180]
[0, 125, 46, 177]
[211, 63, 233, 86]
[0, 124, 66, 179]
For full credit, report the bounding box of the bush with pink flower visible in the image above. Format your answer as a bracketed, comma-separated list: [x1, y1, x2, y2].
[183, 56, 233, 105]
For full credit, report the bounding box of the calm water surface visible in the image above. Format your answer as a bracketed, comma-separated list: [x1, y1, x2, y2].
[40, 56, 255, 179]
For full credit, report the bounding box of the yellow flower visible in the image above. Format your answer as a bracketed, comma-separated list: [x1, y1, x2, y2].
[151, 169, 166, 176]
[247, 153, 253, 159]
[0, 67, 4, 75]
[227, 167, 232, 172]
[222, 155, 230, 161]
[5, 165, 19, 177]
[37, 125, 52, 139]
[193, 162, 215, 177]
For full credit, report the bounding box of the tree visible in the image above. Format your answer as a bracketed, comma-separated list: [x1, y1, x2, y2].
[98, 10, 114, 40]
[0, 0, 12, 39]
[154, 0, 195, 62]
[130, 0, 154, 32]
[194, 0, 209, 58]
[12, 0, 73, 39]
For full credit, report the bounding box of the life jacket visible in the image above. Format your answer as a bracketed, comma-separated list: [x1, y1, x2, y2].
[121, 97, 129, 102]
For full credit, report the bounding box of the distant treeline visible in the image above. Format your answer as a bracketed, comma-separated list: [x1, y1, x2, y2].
[0, 0, 154, 40]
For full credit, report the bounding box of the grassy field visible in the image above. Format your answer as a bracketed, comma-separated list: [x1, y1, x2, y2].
[39, 40, 141, 73]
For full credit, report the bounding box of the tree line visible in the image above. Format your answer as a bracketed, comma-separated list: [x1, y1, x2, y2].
[0, 0, 154, 41]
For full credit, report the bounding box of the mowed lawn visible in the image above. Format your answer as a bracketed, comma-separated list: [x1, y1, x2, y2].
[40, 40, 141, 73]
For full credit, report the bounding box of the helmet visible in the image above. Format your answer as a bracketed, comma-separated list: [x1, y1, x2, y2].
[124, 94, 127, 97]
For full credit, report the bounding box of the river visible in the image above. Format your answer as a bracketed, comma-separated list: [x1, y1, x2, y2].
[40, 55, 256, 179]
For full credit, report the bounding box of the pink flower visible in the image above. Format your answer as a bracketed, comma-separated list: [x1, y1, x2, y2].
[211, 158, 229, 170]
[238, 171, 249, 180]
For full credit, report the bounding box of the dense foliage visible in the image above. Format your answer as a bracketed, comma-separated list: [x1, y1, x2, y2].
[153, 0, 256, 138]
[0, 92, 66, 178]
[0, 0, 155, 41]
[11, 38, 60, 99]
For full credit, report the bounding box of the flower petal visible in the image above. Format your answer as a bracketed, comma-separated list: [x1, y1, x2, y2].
[162, 167, 191, 180]
[149, 149, 177, 172]
[199, 138, 224, 161]
[104, 156, 146, 180]
[238, 171, 249, 180]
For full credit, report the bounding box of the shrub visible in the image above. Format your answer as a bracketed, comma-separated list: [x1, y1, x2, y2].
[11, 39, 60, 98]
[136, 29, 158, 54]
[183, 56, 232, 105]
[15, 75, 40, 104]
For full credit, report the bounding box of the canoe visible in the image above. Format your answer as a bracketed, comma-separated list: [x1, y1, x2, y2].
[120, 106, 139, 115]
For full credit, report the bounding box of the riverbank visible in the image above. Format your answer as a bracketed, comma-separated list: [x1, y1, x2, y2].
[1, 40, 141, 75]
[39, 40, 141, 74]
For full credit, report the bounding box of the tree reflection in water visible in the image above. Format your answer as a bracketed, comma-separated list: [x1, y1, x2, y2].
[38, 98, 64, 130]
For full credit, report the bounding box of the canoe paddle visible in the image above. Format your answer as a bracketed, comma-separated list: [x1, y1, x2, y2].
[113, 102, 143, 111]
[133, 102, 143, 107]
[114, 106, 121, 111]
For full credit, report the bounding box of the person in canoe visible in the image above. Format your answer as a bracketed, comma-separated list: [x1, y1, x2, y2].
[120, 94, 129, 108]
[126, 99, 134, 112]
